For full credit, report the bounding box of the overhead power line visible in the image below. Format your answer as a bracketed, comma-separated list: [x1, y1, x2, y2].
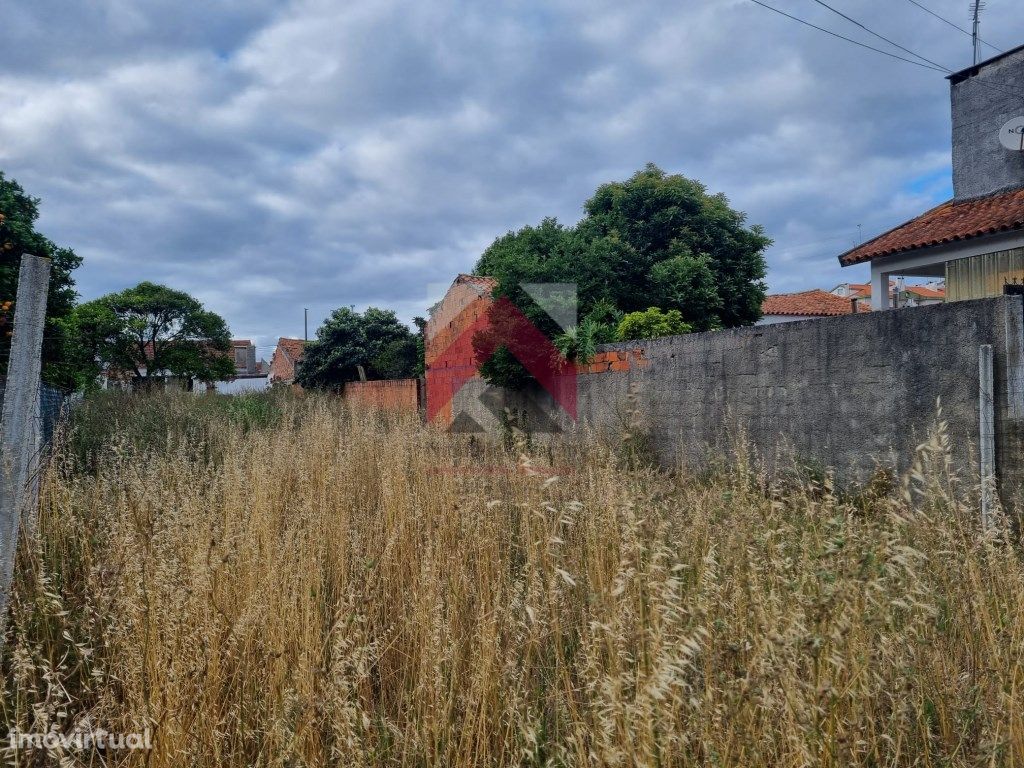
[747, 0, 1024, 103]
[747, 0, 948, 72]
[902, 0, 1001, 53]
[807, 0, 953, 72]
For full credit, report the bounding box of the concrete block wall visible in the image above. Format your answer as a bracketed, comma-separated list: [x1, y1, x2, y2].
[452, 296, 1024, 502]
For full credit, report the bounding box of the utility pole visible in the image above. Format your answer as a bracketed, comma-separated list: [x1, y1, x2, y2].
[0, 254, 51, 646]
[971, 1, 985, 65]
[304, 308, 308, 342]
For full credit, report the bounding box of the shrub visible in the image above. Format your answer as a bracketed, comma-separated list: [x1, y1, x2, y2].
[616, 306, 692, 341]
[552, 318, 611, 364]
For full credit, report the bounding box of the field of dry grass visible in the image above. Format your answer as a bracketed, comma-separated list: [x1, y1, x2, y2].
[2, 392, 1023, 767]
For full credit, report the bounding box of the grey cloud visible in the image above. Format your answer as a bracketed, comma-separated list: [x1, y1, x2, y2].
[1, 0, 1022, 350]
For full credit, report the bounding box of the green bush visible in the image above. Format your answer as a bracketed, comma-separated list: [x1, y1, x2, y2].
[615, 307, 692, 341]
[552, 319, 612, 364]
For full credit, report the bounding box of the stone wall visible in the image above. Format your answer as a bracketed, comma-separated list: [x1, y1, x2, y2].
[451, 296, 1024, 503]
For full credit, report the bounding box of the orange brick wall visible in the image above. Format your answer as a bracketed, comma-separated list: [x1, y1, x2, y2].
[425, 282, 495, 426]
[574, 349, 650, 374]
[344, 379, 420, 413]
[423, 276, 647, 426]
[425, 282, 494, 367]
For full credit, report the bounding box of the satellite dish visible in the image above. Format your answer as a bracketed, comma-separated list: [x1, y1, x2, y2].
[999, 117, 1024, 151]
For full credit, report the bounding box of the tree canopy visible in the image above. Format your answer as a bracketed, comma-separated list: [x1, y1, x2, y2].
[66, 282, 234, 388]
[0, 171, 82, 388]
[296, 307, 418, 391]
[473, 164, 771, 387]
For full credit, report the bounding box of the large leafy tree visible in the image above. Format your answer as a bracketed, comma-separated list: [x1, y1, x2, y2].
[66, 282, 234, 387]
[472, 164, 771, 387]
[296, 306, 418, 390]
[0, 172, 82, 388]
[580, 163, 770, 328]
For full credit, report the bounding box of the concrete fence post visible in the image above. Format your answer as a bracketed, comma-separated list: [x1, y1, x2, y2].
[0, 254, 51, 644]
[979, 344, 996, 530]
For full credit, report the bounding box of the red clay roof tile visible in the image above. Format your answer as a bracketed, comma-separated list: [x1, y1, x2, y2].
[839, 187, 1024, 266]
[763, 290, 862, 317]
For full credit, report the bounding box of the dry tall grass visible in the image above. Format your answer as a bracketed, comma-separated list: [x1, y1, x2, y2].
[2, 393, 1024, 766]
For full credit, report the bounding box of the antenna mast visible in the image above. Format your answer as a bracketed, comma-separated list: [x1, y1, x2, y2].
[970, 1, 985, 65]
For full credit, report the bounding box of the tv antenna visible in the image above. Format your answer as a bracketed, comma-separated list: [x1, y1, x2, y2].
[970, 1, 986, 65]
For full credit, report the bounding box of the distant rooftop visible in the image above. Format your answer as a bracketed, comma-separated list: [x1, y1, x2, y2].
[763, 289, 863, 318]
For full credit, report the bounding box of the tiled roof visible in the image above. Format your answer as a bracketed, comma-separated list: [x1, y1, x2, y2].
[905, 285, 945, 299]
[839, 187, 1024, 266]
[846, 283, 871, 295]
[269, 337, 306, 383]
[847, 281, 914, 299]
[276, 338, 305, 360]
[231, 339, 252, 346]
[763, 290, 862, 317]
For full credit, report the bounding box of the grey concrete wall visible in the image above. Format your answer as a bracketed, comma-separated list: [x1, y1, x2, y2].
[951, 47, 1024, 200]
[453, 297, 1024, 503]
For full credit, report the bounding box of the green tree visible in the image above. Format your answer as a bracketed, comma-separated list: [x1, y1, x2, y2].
[474, 218, 576, 389]
[67, 282, 233, 388]
[412, 316, 427, 377]
[616, 307, 692, 341]
[0, 171, 82, 388]
[296, 306, 418, 390]
[472, 164, 770, 387]
[580, 163, 770, 327]
[648, 247, 723, 331]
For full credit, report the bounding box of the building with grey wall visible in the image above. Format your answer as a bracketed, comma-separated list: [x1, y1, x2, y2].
[951, 44, 1024, 200]
[839, 44, 1024, 311]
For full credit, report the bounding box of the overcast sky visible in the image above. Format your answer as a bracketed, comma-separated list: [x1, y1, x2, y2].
[3, 0, 1023, 354]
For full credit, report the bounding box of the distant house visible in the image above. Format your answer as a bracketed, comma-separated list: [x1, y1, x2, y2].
[101, 342, 239, 393]
[838, 45, 1024, 307]
[902, 284, 946, 306]
[269, 338, 307, 386]
[230, 339, 258, 374]
[759, 290, 863, 324]
[831, 281, 887, 311]
[197, 340, 269, 394]
[831, 280, 945, 309]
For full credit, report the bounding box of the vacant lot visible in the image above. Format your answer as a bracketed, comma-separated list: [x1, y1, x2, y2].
[2, 392, 1023, 767]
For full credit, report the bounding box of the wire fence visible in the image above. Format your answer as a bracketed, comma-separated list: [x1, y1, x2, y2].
[0, 382, 74, 452]
[39, 386, 72, 449]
